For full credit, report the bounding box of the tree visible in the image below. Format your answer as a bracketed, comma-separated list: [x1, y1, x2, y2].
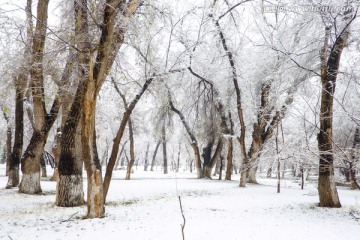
[317, 9, 357, 207]
[56, 0, 142, 218]
[19, 0, 65, 194]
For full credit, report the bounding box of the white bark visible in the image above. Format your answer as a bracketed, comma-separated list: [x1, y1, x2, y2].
[56, 175, 85, 207]
[18, 172, 42, 194]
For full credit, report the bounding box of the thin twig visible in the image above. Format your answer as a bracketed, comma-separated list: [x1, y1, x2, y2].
[178, 195, 186, 240]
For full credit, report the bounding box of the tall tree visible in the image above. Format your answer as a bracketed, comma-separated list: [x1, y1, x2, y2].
[18, 0, 64, 194]
[317, 10, 356, 207]
[56, 0, 141, 218]
[6, 0, 33, 188]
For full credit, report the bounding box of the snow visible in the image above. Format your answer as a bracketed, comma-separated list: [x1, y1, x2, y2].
[0, 164, 359, 240]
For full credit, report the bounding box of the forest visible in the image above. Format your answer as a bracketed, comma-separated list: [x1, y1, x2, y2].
[0, 0, 360, 239]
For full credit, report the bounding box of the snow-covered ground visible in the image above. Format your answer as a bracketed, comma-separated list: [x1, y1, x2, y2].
[0, 164, 359, 240]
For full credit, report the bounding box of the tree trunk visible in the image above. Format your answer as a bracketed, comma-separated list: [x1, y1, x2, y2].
[57, 0, 91, 207]
[211, 16, 248, 187]
[114, 140, 127, 170]
[103, 76, 154, 203]
[218, 155, 223, 180]
[41, 153, 47, 177]
[162, 123, 168, 174]
[125, 118, 135, 180]
[317, 22, 350, 207]
[19, 0, 64, 194]
[176, 144, 181, 172]
[144, 143, 150, 171]
[350, 128, 360, 190]
[300, 165, 304, 190]
[225, 111, 234, 180]
[4, 112, 11, 177]
[203, 138, 224, 179]
[150, 140, 161, 171]
[50, 128, 62, 182]
[169, 97, 203, 178]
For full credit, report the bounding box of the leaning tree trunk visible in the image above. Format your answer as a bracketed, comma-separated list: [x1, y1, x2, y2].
[125, 118, 135, 180]
[103, 76, 154, 203]
[169, 96, 203, 178]
[150, 140, 161, 171]
[317, 21, 351, 207]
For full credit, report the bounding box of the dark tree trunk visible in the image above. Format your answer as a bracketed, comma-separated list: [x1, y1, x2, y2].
[211, 15, 247, 187]
[144, 143, 150, 171]
[114, 140, 127, 170]
[225, 112, 234, 180]
[350, 128, 360, 190]
[150, 140, 161, 171]
[300, 165, 304, 190]
[3, 110, 11, 177]
[125, 118, 135, 180]
[103, 76, 153, 203]
[169, 97, 203, 178]
[203, 138, 224, 179]
[40, 153, 47, 177]
[6, 76, 24, 188]
[162, 123, 168, 174]
[57, 0, 90, 207]
[218, 155, 223, 180]
[176, 144, 181, 172]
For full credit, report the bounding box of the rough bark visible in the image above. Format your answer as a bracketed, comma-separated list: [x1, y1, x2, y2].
[57, 0, 91, 206]
[318, 21, 351, 207]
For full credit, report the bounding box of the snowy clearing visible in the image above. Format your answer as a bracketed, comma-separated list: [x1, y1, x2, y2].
[0, 165, 359, 240]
